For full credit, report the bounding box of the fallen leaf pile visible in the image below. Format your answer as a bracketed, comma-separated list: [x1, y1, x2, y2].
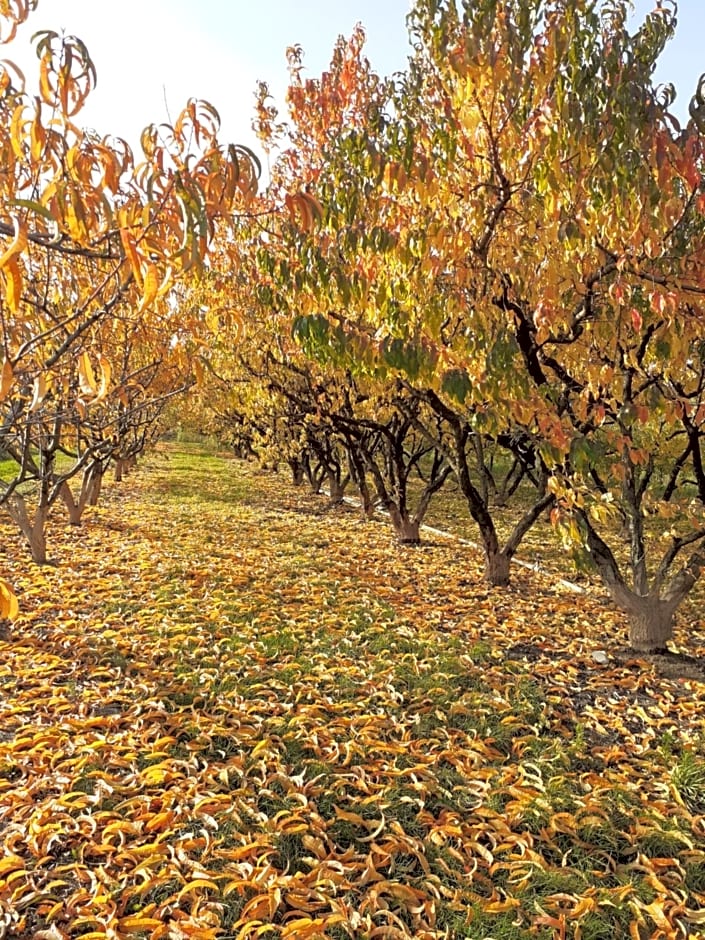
[0, 445, 704, 939]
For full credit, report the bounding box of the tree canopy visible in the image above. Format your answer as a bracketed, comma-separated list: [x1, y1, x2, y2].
[2, 0, 705, 655]
[198, 0, 705, 652]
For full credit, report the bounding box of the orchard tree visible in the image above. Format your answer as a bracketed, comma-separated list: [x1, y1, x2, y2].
[389, 0, 705, 649]
[249, 22, 559, 582]
[243, 0, 705, 651]
[0, 6, 259, 566]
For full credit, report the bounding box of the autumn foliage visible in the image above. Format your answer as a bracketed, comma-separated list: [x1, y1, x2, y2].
[2, 0, 705, 936]
[0, 0, 258, 570]
[195, 0, 705, 653]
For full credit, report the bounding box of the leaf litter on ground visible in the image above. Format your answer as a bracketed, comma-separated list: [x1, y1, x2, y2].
[0, 444, 704, 939]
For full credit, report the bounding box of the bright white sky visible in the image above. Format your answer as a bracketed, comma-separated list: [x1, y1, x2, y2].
[4, 0, 703, 155]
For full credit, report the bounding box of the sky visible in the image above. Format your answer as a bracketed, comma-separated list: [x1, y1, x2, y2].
[4, 0, 704, 156]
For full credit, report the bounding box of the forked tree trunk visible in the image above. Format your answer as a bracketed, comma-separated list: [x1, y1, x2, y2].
[59, 461, 103, 525]
[580, 510, 705, 653]
[625, 596, 676, 652]
[304, 458, 325, 494]
[327, 472, 348, 505]
[59, 481, 83, 526]
[7, 494, 49, 564]
[388, 506, 421, 544]
[484, 548, 511, 587]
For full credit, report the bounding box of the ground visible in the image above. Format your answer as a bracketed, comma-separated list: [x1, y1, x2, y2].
[0, 444, 703, 939]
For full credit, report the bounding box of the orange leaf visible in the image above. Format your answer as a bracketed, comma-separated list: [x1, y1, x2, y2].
[0, 359, 13, 402]
[3, 257, 22, 311]
[120, 228, 144, 290]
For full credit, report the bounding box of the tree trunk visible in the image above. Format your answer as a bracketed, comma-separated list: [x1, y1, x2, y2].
[288, 458, 305, 486]
[625, 596, 675, 652]
[485, 549, 511, 587]
[304, 457, 325, 493]
[308, 475, 323, 494]
[28, 512, 48, 564]
[357, 482, 377, 519]
[59, 481, 82, 526]
[578, 510, 702, 652]
[7, 495, 49, 564]
[114, 459, 124, 483]
[345, 443, 376, 518]
[388, 506, 421, 544]
[397, 517, 421, 544]
[59, 462, 102, 525]
[327, 472, 348, 505]
[88, 468, 103, 506]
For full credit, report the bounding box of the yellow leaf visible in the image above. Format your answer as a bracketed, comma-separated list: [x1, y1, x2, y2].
[141, 764, 169, 786]
[281, 918, 328, 938]
[176, 878, 220, 900]
[0, 215, 27, 270]
[78, 351, 97, 397]
[143, 810, 174, 833]
[138, 262, 159, 313]
[193, 358, 204, 386]
[0, 580, 19, 621]
[251, 738, 272, 758]
[117, 916, 164, 934]
[93, 355, 111, 403]
[0, 853, 24, 875]
[156, 263, 175, 298]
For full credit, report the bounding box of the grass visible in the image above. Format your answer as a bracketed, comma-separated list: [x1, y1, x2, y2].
[0, 443, 703, 938]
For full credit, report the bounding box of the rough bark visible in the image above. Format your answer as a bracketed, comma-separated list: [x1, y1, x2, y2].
[388, 508, 421, 544]
[327, 472, 348, 505]
[484, 548, 511, 587]
[624, 596, 676, 651]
